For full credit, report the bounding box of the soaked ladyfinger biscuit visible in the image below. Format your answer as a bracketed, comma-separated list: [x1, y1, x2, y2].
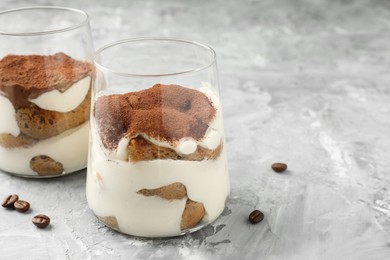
[180, 199, 205, 230]
[15, 89, 91, 140]
[30, 155, 64, 176]
[128, 136, 223, 162]
[98, 216, 119, 230]
[137, 182, 187, 200]
[0, 133, 36, 148]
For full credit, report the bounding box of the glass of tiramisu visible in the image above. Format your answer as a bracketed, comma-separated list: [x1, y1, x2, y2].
[87, 38, 230, 237]
[0, 7, 94, 177]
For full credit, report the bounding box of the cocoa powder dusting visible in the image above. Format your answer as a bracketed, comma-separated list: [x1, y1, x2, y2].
[94, 84, 216, 150]
[0, 53, 93, 108]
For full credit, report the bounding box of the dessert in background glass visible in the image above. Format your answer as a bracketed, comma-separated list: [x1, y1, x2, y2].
[0, 7, 94, 177]
[87, 38, 230, 237]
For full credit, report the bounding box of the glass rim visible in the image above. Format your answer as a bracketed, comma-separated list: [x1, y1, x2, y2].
[0, 6, 89, 36]
[94, 37, 217, 78]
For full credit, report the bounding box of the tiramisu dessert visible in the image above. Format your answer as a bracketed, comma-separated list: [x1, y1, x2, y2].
[0, 53, 93, 176]
[87, 83, 230, 237]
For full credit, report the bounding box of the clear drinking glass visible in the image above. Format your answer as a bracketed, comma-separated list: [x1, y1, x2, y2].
[87, 38, 230, 237]
[0, 7, 94, 177]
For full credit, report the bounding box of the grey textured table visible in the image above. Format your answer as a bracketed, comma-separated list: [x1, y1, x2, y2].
[1, 0, 390, 259]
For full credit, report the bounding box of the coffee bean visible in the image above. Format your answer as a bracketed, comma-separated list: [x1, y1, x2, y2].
[249, 210, 264, 224]
[2, 194, 19, 208]
[14, 200, 30, 213]
[32, 214, 50, 228]
[271, 162, 288, 173]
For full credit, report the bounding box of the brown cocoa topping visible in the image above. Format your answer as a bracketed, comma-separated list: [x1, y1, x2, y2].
[94, 84, 216, 150]
[0, 53, 92, 108]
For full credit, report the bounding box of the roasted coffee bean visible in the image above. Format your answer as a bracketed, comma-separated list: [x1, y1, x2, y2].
[32, 214, 50, 228]
[14, 200, 30, 213]
[249, 210, 264, 224]
[2, 194, 19, 208]
[271, 162, 288, 173]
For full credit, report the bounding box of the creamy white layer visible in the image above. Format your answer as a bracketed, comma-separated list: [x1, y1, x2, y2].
[87, 85, 230, 237]
[0, 122, 89, 175]
[29, 76, 91, 113]
[0, 95, 20, 136]
[87, 127, 229, 237]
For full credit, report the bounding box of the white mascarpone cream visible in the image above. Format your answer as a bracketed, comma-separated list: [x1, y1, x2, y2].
[87, 85, 230, 237]
[177, 138, 197, 155]
[29, 76, 91, 113]
[0, 95, 20, 136]
[87, 125, 229, 237]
